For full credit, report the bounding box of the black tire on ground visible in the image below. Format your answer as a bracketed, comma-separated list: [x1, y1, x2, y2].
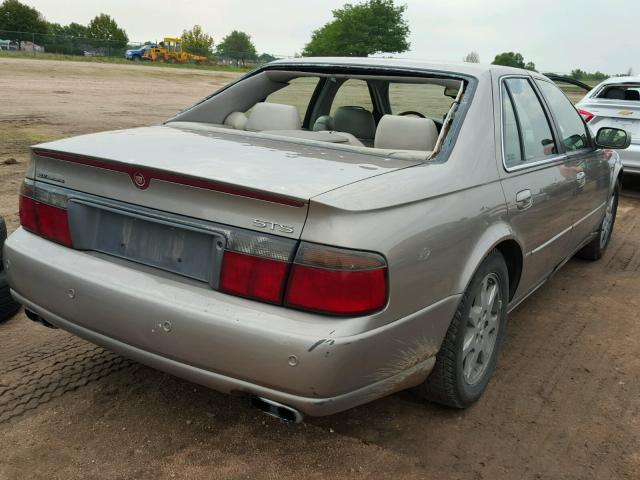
[577, 181, 619, 261]
[0, 273, 20, 323]
[417, 249, 509, 408]
[0, 217, 20, 322]
[132, 55, 141, 61]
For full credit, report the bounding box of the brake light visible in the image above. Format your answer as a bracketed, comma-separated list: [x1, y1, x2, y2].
[285, 243, 388, 315]
[578, 108, 594, 123]
[220, 251, 289, 303]
[19, 181, 72, 247]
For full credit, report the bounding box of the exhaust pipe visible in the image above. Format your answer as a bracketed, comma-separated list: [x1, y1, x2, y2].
[252, 397, 304, 423]
[25, 309, 58, 329]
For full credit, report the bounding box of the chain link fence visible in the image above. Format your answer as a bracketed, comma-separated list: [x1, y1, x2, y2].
[0, 29, 286, 67]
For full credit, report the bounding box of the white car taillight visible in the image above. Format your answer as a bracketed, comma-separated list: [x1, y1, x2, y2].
[578, 108, 594, 123]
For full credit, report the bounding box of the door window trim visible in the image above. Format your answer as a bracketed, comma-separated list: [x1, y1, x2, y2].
[533, 77, 595, 155]
[499, 75, 565, 173]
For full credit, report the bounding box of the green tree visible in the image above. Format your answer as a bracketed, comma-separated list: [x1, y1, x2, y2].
[463, 51, 480, 63]
[303, 0, 410, 57]
[524, 61, 536, 71]
[258, 52, 277, 64]
[0, 0, 47, 44]
[492, 52, 525, 68]
[181, 24, 214, 57]
[43, 22, 89, 54]
[216, 30, 257, 66]
[86, 13, 128, 51]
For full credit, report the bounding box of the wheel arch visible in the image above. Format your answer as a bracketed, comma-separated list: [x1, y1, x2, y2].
[457, 223, 524, 302]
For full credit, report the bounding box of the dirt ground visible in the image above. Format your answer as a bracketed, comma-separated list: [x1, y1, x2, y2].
[1, 58, 639, 480]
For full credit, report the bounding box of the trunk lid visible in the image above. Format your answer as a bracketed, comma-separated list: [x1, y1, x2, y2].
[580, 99, 640, 144]
[31, 124, 418, 237]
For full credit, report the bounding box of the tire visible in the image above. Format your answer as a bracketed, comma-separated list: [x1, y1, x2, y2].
[576, 182, 619, 261]
[417, 250, 509, 408]
[168, 57, 177, 64]
[0, 217, 20, 323]
[0, 272, 20, 323]
[132, 55, 141, 62]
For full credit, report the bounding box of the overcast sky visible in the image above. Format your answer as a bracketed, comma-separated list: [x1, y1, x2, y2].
[24, 0, 639, 74]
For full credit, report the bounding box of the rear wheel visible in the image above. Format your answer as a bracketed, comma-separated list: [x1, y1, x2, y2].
[577, 182, 619, 260]
[132, 55, 141, 62]
[417, 250, 509, 408]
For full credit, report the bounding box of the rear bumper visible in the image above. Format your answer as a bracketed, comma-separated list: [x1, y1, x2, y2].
[620, 144, 640, 175]
[4, 228, 458, 416]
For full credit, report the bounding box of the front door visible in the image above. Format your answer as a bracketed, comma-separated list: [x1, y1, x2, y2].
[534, 79, 611, 250]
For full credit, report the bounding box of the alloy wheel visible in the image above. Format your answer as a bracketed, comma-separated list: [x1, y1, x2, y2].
[462, 273, 502, 385]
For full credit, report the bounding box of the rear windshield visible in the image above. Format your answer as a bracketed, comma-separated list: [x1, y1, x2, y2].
[596, 85, 640, 102]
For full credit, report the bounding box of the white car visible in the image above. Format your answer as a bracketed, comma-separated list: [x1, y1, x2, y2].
[577, 76, 640, 174]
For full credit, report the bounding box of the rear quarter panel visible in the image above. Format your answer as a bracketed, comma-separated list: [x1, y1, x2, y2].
[306, 70, 514, 334]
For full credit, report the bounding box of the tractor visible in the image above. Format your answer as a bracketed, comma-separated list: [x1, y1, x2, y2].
[143, 37, 208, 64]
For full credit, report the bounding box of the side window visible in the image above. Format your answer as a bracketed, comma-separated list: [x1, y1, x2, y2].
[536, 80, 590, 152]
[502, 85, 522, 166]
[265, 77, 320, 119]
[503, 78, 556, 166]
[330, 79, 373, 115]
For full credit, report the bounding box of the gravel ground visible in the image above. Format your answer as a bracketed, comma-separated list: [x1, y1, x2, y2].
[0, 58, 639, 480]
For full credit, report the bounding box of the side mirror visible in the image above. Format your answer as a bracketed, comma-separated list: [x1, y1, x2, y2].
[595, 127, 631, 149]
[444, 86, 458, 98]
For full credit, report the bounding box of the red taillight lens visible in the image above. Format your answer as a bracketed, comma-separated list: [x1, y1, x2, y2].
[220, 251, 290, 304]
[19, 194, 38, 232]
[578, 108, 594, 123]
[286, 265, 387, 315]
[19, 185, 72, 247]
[284, 243, 388, 315]
[36, 202, 73, 246]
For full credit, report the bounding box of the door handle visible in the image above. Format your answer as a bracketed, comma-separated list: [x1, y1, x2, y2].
[576, 171, 586, 188]
[515, 189, 533, 210]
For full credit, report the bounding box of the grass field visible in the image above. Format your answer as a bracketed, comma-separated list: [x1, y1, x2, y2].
[0, 50, 253, 73]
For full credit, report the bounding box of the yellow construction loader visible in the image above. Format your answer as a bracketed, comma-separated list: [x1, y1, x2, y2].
[143, 37, 208, 64]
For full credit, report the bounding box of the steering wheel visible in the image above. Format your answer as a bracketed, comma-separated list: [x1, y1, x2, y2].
[397, 110, 426, 118]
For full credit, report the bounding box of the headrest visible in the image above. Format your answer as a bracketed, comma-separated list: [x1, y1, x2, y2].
[374, 114, 439, 151]
[313, 115, 335, 131]
[223, 111, 248, 130]
[246, 102, 300, 131]
[605, 88, 625, 100]
[625, 90, 640, 101]
[334, 106, 376, 140]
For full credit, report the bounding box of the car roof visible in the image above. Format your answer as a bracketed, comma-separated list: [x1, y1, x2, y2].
[597, 76, 640, 85]
[268, 56, 530, 78]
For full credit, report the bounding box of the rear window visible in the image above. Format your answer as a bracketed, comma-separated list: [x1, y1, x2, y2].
[265, 77, 320, 118]
[389, 83, 455, 120]
[330, 79, 374, 114]
[596, 85, 640, 101]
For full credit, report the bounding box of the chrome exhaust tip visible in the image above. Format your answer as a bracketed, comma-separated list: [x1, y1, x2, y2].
[252, 397, 304, 423]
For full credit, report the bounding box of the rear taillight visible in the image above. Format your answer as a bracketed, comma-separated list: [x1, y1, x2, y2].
[578, 108, 594, 123]
[219, 229, 296, 304]
[19, 180, 72, 247]
[220, 251, 289, 304]
[219, 236, 388, 316]
[285, 243, 388, 315]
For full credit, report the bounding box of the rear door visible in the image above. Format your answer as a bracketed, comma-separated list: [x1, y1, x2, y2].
[535, 79, 610, 251]
[496, 76, 577, 296]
